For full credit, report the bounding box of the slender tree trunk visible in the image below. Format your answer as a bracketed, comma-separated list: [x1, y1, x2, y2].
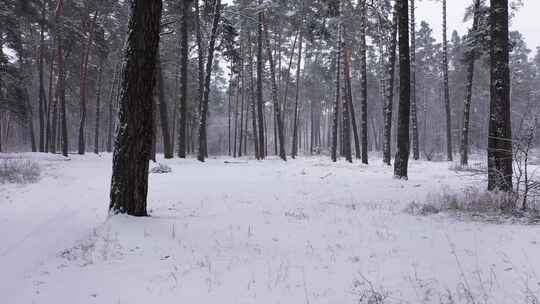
[341, 36, 352, 163]
[383, 0, 398, 165]
[488, 0, 512, 192]
[197, 0, 221, 162]
[178, 0, 192, 158]
[262, 15, 287, 161]
[410, 0, 420, 160]
[394, 0, 411, 179]
[107, 63, 119, 153]
[233, 81, 239, 157]
[345, 46, 361, 160]
[109, 0, 162, 216]
[460, 0, 481, 166]
[46, 37, 55, 153]
[248, 33, 259, 158]
[239, 69, 246, 157]
[256, 4, 265, 159]
[156, 55, 173, 158]
[359, 1, 368, 164]
[292, 29, 303, 159]
[194, 0, 205, 157]
[38, 2, 47, 152]
[442, 0, 453, 161]
[331, 26, 341, 163]
[55, 0, 68, 157]
[94, 60, 104, 154]
[78, 11, 98, 155]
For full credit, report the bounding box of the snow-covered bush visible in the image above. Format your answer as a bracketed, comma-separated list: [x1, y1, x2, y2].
[0, 159, 41, 184]
[150, 163, 172, 174]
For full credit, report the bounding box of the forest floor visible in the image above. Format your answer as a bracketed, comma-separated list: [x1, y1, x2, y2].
[1, 153, 540, 304]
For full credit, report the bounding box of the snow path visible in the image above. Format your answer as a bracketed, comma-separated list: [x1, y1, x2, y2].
[1, 154, 540, 303]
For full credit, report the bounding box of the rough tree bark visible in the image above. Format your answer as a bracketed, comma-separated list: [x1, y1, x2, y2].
[256, 3, 265, 159]
[442, 0, 453, 161]
[109, 0, 162, 216]
[177, 0, 193, 158]
[487, 0, 512, 191]
[383, 0, 398, 165]
[78, 11, 98, 155]
[262, 13, 286, 161]
[394, 0, 411, 179]
[359, 0, 368, 164]
[197, 0, 221, 162]
[93, 60, 103, 154]
[460, 0, 481, 166]
[157, 54, 173, 158]
[410, 0, 419, 160]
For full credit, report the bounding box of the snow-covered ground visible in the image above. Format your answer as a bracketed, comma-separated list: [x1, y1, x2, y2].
[1, 153, 540, 303]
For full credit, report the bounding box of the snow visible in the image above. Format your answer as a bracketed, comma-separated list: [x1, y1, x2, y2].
[1, 153, 540, 303]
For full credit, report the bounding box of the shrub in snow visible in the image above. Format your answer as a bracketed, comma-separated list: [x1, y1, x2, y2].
[0, 159, 41, 184]
[150, 163, 172, 174]
[406, 187, 540, 223]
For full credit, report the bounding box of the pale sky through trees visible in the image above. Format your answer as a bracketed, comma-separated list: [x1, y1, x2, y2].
[417, 0, 539, 50]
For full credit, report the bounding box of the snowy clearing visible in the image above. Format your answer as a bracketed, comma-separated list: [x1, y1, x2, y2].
[1, 154, 540, 303]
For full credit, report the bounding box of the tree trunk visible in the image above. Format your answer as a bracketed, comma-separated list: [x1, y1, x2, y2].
[410, 0, 420, 160]
[460, 0, 481, 166]
[331, 26, 341, 163]
[341, 37, 352, 163]
[345, 46, 361, 161]
[383, 0, 398, 165]
[78, 11, 99, 155]
[247, 33, 259, 158]
[177, 0, 192, 158]
[394, 0, 411, 179]
[38, 3, 47, 152]
[94, 60, 104, 154]
[109, 0, 162, 216]
[292, 29, 303, 159]
[197, 0, 221, 162]
[487, 0, 512, 192]
[442, 0, 453, 161]
[157, 55, 173, 158]
[256, 4, 265, 159]
[107, 63, 119, 153]
[55, 0, 68, 157]
[359, 1, 368, 164]
[262, 15, 286, 161]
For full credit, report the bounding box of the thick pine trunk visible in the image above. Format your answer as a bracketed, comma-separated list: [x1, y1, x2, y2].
[109, 0, 162, 216]
[383, 1, 398, 165]
[394, 0, 411, 179]
[487, 0, 512, 192]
